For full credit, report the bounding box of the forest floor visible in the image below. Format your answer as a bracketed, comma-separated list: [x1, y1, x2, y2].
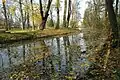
[83, 28, 120, 80]
[0, 28, 80, 44]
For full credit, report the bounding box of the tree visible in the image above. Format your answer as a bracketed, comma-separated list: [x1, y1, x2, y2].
[83, 0, 106, 29]
[105, 0, 119, 47]
[30, 0, 35, 30]
[19, 0, 25, 29]
[25, 0, 30, 28]
[67, 0, 72, 27]
[2, 0, 8, 30]
[63, 0, 67, 28]
[39, 0, 53, 30]
[49, 10, 54, 27]
[70, 0, 81, 28]
[32, 12, 42, 29]
[9, 5, 16, 27]
[55, 0, 60, 29]
[47, 9, 54, 27]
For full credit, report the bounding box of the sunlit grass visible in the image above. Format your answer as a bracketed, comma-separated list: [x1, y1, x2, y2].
[0, 28, 79, 43]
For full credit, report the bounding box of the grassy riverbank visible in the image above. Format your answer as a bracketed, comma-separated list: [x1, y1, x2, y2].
[0, 28, 80, 44]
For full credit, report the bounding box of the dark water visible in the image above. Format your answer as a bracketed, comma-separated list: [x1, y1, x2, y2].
[0, 33, 90, 80]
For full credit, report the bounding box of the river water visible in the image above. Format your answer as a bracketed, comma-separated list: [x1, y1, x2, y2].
[0, 33, 90, 80]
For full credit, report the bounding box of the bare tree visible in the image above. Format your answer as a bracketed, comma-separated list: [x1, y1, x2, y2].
[39, 0, 53, 30]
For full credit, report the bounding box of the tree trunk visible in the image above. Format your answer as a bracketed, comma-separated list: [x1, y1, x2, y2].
[50, 10, 54, 27]
[30, 0, 35, 30]
[39, 0, 52, 30]
[63, 0, 67, 28]
[67, 0, 71, 28]
[19, 0, 25, 30]
[2, 1, 8, 30]
[40, 19, 47, 30]
[56, 8, 60, 29]
[7, 10, 11, 29]
[23, 11, 27, 29]
[25, 0, 30, 28]
[106, 0, 119, 47]
[27, 12, 30, 28]
[56, 0, 60, 29]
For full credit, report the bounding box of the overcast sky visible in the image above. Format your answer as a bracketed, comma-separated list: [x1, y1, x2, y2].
[34, 0, 88, 19]
[79, 0, 88, 18]
[0, 0, 89, 21]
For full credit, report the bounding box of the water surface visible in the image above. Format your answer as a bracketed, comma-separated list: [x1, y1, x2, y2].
[0, 33, 90, 80]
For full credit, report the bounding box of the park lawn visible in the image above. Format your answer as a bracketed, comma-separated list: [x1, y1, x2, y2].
[0, 28, 79, 43]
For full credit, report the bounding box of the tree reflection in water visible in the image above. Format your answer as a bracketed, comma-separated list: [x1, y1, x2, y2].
[0, 33, 90, 80]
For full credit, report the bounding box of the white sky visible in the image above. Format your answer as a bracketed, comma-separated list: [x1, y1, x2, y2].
[79, 0, 89, 18]
[34, 0, 88, 19]
[0, 0, 89, 21]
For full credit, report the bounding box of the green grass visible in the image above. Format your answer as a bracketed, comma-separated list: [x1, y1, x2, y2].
[0, 28, 80, 43]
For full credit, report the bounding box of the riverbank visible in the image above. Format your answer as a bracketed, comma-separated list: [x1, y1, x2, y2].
[82, 28, 120, 80]
[0, 28, 80, 44]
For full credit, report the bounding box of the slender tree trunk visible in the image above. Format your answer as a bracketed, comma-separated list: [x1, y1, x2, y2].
[27, 12, 30, 28]
[19, 0, 25, 30]
[67, 0, 71, 28]
[30, 0, 35, 30]
[10, 14, 13, 28]
[105, 0, 107, 18]
[56, 0, 60, 29]
[56, 8, 60, 29]
[63, 0, 67, 28]
[2, 1, 8, 30]
[50, 10, 54, 27]
[25, 0, 30, 28]
[7, 10, 11, 29]
[23, 11, 27, 29]
[106, 0, 119, 47]
[72, 1, 75, 21]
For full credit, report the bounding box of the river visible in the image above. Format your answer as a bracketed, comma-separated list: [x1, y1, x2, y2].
[0, 33, 90, 80]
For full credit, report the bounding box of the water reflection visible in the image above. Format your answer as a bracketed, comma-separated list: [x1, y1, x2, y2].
[0, 33, 90, 80]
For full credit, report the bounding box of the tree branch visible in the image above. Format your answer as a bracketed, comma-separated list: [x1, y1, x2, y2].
[44, 0, 52, 19]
